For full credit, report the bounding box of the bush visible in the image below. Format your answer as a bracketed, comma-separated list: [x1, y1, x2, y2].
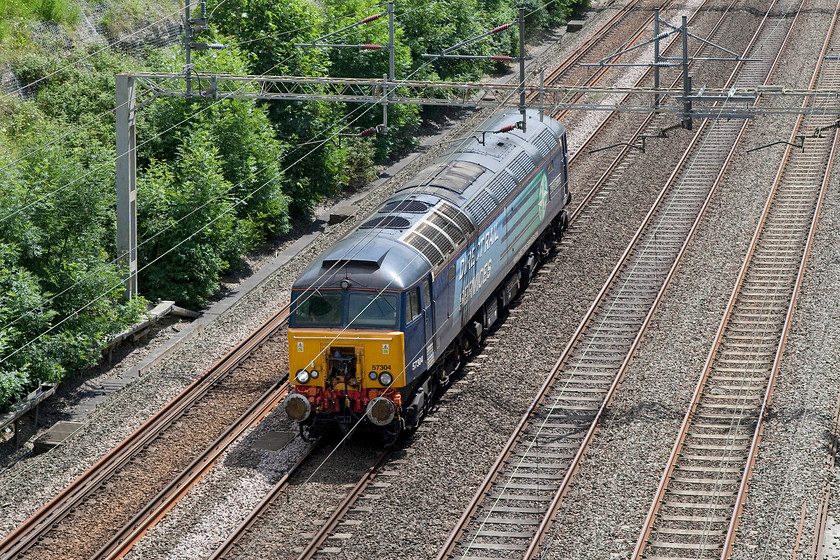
[138, 130, 254, 308]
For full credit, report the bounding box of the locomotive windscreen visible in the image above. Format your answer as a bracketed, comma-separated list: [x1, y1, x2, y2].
[291, 290, 399, 329]
[293, 291, 343, 326]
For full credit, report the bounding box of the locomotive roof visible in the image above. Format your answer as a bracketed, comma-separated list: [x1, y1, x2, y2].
[292, 232, 431, 291]
[292, 109, 564, 293]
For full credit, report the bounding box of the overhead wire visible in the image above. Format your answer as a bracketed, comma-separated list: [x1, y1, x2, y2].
[0, 0, 562, 376]
[0, 27, 458, 366]
[1, 0, 562, 456]
[2, 0, 564, 492]
[290, 21, 560, 483]
[0, 0, 430, 338]
[0, 0, 397, 222]
[0, 0, 461, 333]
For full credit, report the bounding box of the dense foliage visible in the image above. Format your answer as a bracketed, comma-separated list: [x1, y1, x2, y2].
[0, 0, 584, 411]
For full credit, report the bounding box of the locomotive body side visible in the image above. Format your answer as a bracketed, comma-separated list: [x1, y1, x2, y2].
[284, 109, 569, 440]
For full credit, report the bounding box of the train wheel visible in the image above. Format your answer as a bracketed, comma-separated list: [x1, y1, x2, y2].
[538, 234, 551, 259]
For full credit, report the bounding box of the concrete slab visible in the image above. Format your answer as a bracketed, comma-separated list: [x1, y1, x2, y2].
[822, 515, 840, 559]
[328, 205, 360, 225]
[566, 19, 586, 32]
[33, 421, 84, 455]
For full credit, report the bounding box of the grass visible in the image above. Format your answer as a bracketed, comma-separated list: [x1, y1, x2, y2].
[0, 0, 180, 66]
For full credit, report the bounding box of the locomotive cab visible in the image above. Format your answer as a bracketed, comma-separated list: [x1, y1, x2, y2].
[284, 235, 435, 439]
[286, 288, 408, 433]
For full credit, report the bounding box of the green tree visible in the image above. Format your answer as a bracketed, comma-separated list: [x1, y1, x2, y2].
[138, 130, 247, 308]
[209, 0, 350, 217]
[322, 0, 420, 159]
[0, 116, 144, 411]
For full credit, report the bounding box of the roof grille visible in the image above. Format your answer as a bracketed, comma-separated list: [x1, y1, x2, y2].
[465, 191, 498, 225]
[532, 129, 557, 157]
[404, 232, 444, 267]
[379, 200, 429, 213]
[428, 209, 467, 247]
[437, 202, 476, 235]
[508, 151, 535, 182]
[416, 222, 454, 257]
[488, 172, 517, 202]
[359, 215, 412, 229]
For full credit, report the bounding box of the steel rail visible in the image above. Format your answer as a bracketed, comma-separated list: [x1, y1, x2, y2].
[206, 442, 320, 560]
[92, 381, 291, 559]
[521, 0, 792, 550]
[293, 449, 391, 560]
[79, 10, 671, 554]
[0, 307, 290, 560]
[438, 26, 731, 560]
[719, 10, 840, 558]
[810, 373, 840, 559]
[521, 6, 777, 552]
[438, 0, 799, 555]
[0, 7, 668, 557]
[436, 113, 710, 560]
[529, 0, 673, 113]
[565, 0, 732, 222]
[537, 0, 650, 88]
[721, 124, 837, 560]
[628, 0, 804, 549]
[630, 2, 840, 556]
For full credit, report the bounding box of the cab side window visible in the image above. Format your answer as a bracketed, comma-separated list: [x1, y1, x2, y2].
[421, 279, 431, 309]
[407, 288, 422, 322]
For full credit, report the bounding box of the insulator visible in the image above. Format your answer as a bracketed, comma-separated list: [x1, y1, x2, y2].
[498, 124, 516, 133]
[190, 42, 226, 50]
[360, 127, 377, 137]
[361, 44, 383, 50]
[491, 55, 513, 61]
[491, 23, 514, 33]
[361, 13, 384, 23]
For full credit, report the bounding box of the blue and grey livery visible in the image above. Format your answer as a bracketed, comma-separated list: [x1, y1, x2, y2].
[284, 109, 570, 441]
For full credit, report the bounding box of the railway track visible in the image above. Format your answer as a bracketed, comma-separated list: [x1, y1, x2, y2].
[631, 3, 840, 558]
[0, 5, 694, 557]
[180, 4, 705, 558]
[435, 0, 804, 557]
[204, 2, 797, 559]
[205, 442, 321, 560]
[0, 309, 290, 560]
[565, 0, 738, 225]
[530, 0, 673, 114]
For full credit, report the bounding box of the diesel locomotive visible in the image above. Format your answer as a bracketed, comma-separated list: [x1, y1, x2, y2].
[283, 108, 570, 441]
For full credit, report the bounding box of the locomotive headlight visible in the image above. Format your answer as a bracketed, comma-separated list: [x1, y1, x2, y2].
[310, 369, 319, 379]
[368, 371, 378, 381]
[295, 369, 311, 384]
[378, 371, 393, 387]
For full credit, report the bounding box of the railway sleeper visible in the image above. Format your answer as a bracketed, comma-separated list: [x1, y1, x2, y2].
[648, 540, 723, 550]
[656, 514, 730, 524]
[660, 501, 733, 510]
[654, 527, 725, 536]
[485, 492, 553, 503]
[671, 477, 740, 485]
[666, 488, 739, 497]
[465, 529, 535, 539]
